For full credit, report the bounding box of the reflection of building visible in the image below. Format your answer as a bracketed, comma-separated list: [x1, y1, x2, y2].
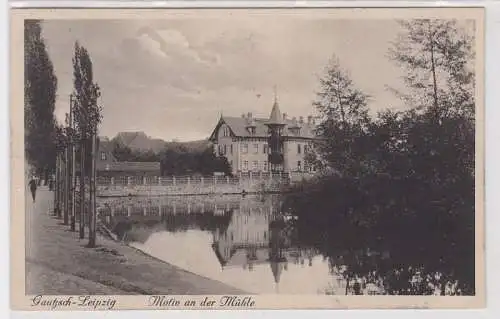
[212, 199, 272, 270]
[211, 197, 317, 286]
[208, 92, 318, 175]
[98, 194, 318, 288]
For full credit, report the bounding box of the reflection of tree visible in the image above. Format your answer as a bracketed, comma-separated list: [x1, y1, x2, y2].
[288, 178, 472, 295]
[100, 198, 235, 244]
[163, 210, 233, 233]
[112, 221, 133, 241]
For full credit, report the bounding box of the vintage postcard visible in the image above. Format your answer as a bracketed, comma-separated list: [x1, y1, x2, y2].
[11, 6, 485, 310]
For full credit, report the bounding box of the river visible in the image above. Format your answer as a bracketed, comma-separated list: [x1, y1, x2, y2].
[96, 194, 376, 295]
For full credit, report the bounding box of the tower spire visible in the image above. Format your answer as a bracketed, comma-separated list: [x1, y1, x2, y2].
[267, 85, 284, 125]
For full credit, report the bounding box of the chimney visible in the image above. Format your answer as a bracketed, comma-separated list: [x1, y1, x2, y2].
[307, 115, 313, 124]
[283, 113, 287, 121]
[247, 112, 252, 119]
[299, 116, 304, 124]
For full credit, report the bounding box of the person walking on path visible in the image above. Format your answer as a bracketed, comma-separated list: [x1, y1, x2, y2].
[29, 176, 38, 203]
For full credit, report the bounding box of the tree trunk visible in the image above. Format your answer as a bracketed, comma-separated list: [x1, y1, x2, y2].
[56, 153, 62, 218]
[428, 23, 440, 120]
[88, 132, 97, 248]
[63, 146, 69, 225]
[70, 140, 76, 231]
[44, 168, 49, 186]
[53, 154, 58, 216]
[79, 140, 86, 239]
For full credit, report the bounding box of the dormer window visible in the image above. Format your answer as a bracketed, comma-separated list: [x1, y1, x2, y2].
[289, 127, 301, 136]
[288, 117, 301, 136]
[246, 126, 256, 135]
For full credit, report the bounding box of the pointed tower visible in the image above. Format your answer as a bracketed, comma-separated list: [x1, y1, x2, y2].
[265, 86, 286, 172]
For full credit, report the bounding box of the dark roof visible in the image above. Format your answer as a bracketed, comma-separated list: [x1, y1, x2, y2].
[268, 100, 285, 125]
[212, 243, 228, 267]
[209, 116, 317, 140]
[98, 139, 117, 161]
[96, 161, 160, 172]
[270, 261, 285, 284]
[115, 131, 148, 147]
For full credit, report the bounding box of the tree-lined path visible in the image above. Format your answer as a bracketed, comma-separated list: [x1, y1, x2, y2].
[25, 187, 245, 295]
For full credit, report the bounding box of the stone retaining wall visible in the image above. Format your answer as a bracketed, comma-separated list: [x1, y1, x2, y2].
[96, 172, 312, 197]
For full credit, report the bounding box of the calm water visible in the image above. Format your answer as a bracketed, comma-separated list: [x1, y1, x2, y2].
[96, 194, 358, 295]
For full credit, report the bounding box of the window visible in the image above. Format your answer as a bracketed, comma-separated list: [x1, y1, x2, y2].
[241, 143, 248, 154]
[223, 144, 227, 155]
[100, 152, 107, 161]
[252, 161, 259, 171]
[243, 160, 249, 171]
[297, 144, 302, 154]
[263, 161, 268, 171]
[304, 144, 308, 153]
[253, 144, 259, 154]
[230, 160, 233, 168]
[230, 144, 233, 154]
[297, 161, 302, 171]
[263, 144, 268, 154]
[223, 127, 230, 137]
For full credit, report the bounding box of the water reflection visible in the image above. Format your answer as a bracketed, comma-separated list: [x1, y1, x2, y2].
[97, 195, 352, 294]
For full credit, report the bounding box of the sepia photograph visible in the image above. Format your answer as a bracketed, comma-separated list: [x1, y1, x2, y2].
[12, 7, 484, 310]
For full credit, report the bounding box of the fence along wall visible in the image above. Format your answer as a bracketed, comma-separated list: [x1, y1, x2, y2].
[96, 172, 294, 197]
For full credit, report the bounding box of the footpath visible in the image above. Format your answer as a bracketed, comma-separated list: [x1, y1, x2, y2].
[25, 188, 245, 295]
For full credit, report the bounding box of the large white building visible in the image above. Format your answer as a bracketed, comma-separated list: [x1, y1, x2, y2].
[208, 96, 318, 175]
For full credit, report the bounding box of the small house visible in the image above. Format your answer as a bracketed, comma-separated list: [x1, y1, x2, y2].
[97, 137, 160, 177]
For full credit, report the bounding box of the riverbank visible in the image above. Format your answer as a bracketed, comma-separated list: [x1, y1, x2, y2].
[26, 188, 246, 295]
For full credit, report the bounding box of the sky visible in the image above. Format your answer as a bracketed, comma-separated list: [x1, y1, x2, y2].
[41, 17, 409, 142]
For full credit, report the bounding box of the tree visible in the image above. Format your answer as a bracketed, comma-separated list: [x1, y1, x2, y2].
[311, 56, 371, 177]
[110, 140, 134, 161]
[24, 20, 58, 180]
[388, 19, 475, 121]
[159, 144, 232, 176]
[283, 20, 476, 295]
[72, 41, 103, 247]
[53, 123, 68, 218]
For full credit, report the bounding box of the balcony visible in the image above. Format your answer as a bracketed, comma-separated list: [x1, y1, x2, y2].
[268, 152, 284, 164]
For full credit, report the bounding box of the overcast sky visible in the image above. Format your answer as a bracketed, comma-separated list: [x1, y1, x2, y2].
[42, 17, 409, 141]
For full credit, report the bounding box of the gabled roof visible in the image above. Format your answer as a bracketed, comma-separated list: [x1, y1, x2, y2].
[98, 139, 117, 162]
[209, 116, 317, 140]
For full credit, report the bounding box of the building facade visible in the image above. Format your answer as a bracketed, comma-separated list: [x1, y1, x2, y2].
[94, 137, 161, 177]
[208, 97, 318, 175]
